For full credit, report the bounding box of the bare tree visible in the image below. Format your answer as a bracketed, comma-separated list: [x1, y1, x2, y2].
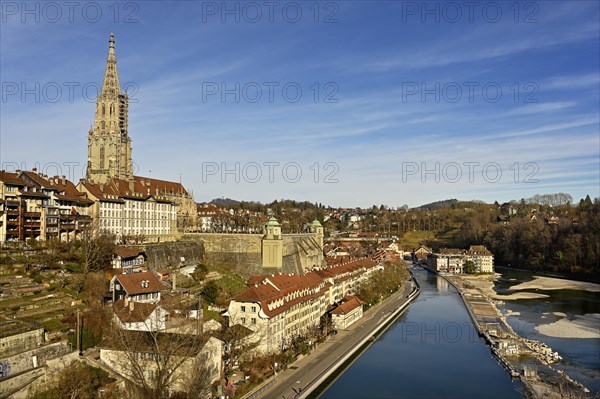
[74, 229, 115, 293]
[103, 326, 217, 399]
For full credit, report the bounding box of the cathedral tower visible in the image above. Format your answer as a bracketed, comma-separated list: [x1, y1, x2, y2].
[86, 32, 133, 183]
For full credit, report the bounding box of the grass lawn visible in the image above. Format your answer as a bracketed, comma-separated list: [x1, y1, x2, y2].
[401, 230, 436, 249]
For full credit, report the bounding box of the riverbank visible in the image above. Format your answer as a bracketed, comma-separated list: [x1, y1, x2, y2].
[463, 273, 600, 339]
[442, 271, 591, 399]
[241, 274, 420, 399]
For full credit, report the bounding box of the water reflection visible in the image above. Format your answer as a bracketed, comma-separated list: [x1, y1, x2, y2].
[321, 268, 523, 399]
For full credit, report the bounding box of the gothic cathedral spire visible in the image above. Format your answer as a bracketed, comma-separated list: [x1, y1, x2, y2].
[86, 32, 133, 183]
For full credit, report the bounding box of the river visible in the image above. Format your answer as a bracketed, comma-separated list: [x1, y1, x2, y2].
[320, 267, 524, 399]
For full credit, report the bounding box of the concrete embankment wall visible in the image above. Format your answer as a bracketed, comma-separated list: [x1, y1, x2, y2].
[183, 233, 263, 276]
[143, 241, 205, 270]
[299, 277, 421, 399]
[0, 329, 44, 358]
[0, 342, 69, 378]
[182, 233, 322, 278]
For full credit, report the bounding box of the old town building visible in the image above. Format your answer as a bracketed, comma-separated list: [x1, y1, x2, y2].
[85, 33, 196, 234]
[226, 258, 380, 353]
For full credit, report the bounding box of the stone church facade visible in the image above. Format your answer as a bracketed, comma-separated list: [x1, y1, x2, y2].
[82, 33, 196, 237]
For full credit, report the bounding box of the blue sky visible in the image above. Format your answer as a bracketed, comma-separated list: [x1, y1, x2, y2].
[1, 1, 599, 207]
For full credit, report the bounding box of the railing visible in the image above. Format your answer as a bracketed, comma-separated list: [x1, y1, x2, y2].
[23, 212, 41, 218]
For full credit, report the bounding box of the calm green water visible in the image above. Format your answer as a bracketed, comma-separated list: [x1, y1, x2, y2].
[494, 268, 600, 393]
[320, 267, 524, 399]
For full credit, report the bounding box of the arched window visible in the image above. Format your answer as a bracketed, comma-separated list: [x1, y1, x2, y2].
[102, 104, 105, 115]
[100, 146, 105, 169]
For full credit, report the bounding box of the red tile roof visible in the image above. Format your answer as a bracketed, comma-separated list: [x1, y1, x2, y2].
[438, 248, 464, 255]
[19, 171, 56, 190]
[234, 271, 330, 318]
[80, 176, 182, 204]
[331, 295, 363, 315]
[113, 300, 161, 323]
[315, 258, 378, 281]
[234, 258, 378, 318]
[115, 271, 164, 295]
[48, 176, 93, 205]
[0, 171, 26, 186]
[133, 175, 188, 196]
[115, 246, 146, 259]
[79, 180, 125, 203]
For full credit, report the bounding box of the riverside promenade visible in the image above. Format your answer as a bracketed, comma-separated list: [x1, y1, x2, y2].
[242, 273, 420, 399]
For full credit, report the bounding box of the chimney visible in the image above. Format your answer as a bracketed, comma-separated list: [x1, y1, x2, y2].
[62, 175, 66, 185]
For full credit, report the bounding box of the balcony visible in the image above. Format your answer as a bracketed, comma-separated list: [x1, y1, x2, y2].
[24, 222, 40, 228]
[7, 210, 19, 216]
[60, 214, 76, 220]
[6, 229, 19, 236]
[24, 212, 41, 218]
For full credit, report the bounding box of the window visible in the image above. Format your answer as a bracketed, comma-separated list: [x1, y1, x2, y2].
[251, 318, 256, 325]
[99, 146, 105, 169]
[241, 306, 246, 312]
[251, 306, 257, 313]
[241, 317, 246, 324]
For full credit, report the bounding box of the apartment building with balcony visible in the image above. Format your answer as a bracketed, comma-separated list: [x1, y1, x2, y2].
[0, 171, 45, 242]
[18, 170, 94, 241]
